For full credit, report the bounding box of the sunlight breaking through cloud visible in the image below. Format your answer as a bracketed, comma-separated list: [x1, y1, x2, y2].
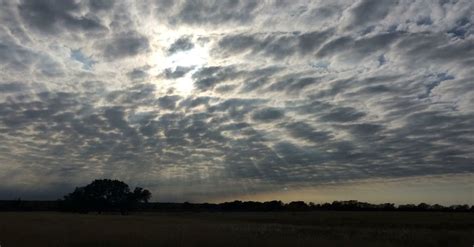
[0, 0, 473, 202]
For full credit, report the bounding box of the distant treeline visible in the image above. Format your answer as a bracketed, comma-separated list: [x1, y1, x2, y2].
[1, 199, 472, 213]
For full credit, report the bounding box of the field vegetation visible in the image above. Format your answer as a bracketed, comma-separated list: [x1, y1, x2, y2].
[0, 211, 473, 247]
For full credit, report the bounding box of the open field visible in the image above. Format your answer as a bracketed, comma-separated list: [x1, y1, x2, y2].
[0, 211, 473, 247]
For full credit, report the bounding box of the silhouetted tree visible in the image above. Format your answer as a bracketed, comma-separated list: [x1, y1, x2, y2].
[417, 203, 431, 211]
[450, 204, 470, 212]
[398, 204, 414, 211]
[286, 201, 309, 211]
[262, 200, 284, 211]
[431, 204, 444, 211]
[62, 179, 151, 214]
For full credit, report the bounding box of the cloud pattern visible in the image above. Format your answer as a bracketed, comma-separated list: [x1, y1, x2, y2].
[0, 0, 473, 201]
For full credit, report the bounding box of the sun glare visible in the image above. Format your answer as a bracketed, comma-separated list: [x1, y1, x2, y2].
[163, 45, 209, 95]
[166, 46, 208, 68]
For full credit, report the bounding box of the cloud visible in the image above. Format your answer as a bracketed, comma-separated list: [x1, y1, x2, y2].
[101, 32, 150, 59]
[1, 0, 474, 202]
[0, 30, 64, 77]
[163, 66, 194, 79]
[192, 66, 240, 91]
[252, 108, 284, 122]
[158, 95, 181, 110]
[168, 36, 194, 54]
[163, 0, 260, 26]
[284, 122, 332, 143]
[71, 49, 96, 70]
[343, 0, 398, 30]
[0, 82, 26, 93]
[319, 107, 366, 122]
[216, 29, 333, 60]
[127, 68, 148, 81]
[89, 0, 115, 11]
[18, 0, 107, 34]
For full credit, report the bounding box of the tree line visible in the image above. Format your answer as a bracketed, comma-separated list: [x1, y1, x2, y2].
[139, 200, 473, 212]
[0, 179, 472, 213]
[1, 199, 472, 213]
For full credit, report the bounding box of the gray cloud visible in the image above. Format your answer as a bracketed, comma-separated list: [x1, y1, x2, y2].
[319, 107, 366, 122]
[1, 0, 474, 201]
[192, 66, 240, 91]
[163, 66, 194, 79]
[163, 0, 260, 26]
[102, 32, 150, 59]
[18, 0, 107, 34]
[168, 36, 194, 54]
[216, 29, 334, 60]
[89, 0, 115, 11]
[252, 108, 284, 122]
[344, 0, 398, 30]
[127, 68, 149, 81]
[284, 122, 332, 143]
[0, 82, 26, 93]
[158, 95, 181, 110]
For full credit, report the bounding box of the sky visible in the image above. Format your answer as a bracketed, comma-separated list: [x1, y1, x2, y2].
[0, 0, 473, 204]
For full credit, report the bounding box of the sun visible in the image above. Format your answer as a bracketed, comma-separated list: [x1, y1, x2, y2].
[149, 33, 211, 96]
[166, 46, 209, 68]
[162, 45, 210, 95]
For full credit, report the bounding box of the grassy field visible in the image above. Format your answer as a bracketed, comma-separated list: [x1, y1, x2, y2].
[0, 211, 473, 247]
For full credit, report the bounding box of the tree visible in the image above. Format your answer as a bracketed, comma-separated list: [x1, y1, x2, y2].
[62, 179, 151, 214]
[286, 201, 309, 211]
[131, 187, 152, 203]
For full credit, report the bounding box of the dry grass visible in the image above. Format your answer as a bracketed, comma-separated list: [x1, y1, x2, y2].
[0, 211, 473, 247]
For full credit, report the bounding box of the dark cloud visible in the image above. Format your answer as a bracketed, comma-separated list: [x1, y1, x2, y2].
[106, 83, 156, 106]
[268, 76, 322, 94]
[0, 33, 64, 76]
[216, 30, 333, 60]
[447, 17, 471, 38]
[316, 31, 401, 60]
[416, 16, 433, 26]
[208, 98, 264, 121]
[345, 0, 398, 30]
[320, 107, 366, 122]
[390, 32, 474, 68]
[178, 96, 212, 109]
[190, 65, 281, 94]
[18, 0, 107, 34]
[165, 0, 260, 26]
[104, 107, 128, 129]
[168, 36, 194, 54]
[127, 68, 149, 81]
[297, 29, 334, 53]
[252, 108, 284, 122]
[307, 4, 341, 20]
[316, 36, 353, 57]
[284, 122, 332, 143]
[346, 123, 384, 137]
[0, 41, 32, 72]
[158, 95, 181, 110]
[102, 32, 150, 59]
[192, 66, 240, 91]
[89, 0, 115, 11]
[163, 66, 194, 79]
[0, 82, 26, 93]
[272, 141, 325, 168]
[217, 34, 256, 54]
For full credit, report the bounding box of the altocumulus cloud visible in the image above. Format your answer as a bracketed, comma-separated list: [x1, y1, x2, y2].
[0, 0, 473, 202]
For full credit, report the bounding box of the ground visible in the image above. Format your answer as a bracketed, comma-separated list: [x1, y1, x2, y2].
[0, 211, 473, 247]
